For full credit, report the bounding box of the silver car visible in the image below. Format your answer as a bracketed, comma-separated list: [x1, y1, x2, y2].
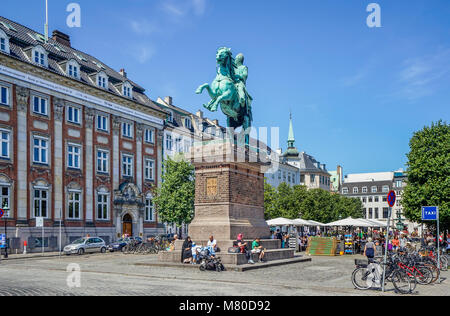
[63, 237, 107, 255]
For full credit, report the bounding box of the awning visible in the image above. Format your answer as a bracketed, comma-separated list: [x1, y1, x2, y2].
[266, 217, 296, 226]
[325, 217, 373, 227]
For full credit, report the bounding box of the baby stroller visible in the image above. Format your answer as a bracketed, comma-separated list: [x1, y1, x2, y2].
[198, 247, 225, 272]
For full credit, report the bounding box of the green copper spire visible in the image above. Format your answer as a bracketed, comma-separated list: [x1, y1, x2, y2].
[288, 113, 295, 148]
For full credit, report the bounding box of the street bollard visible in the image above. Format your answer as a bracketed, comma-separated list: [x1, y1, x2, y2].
[23, 240, 27, 255]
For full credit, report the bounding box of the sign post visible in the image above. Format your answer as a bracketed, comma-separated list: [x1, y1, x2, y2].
[422, 206, 440, 283]
[382, 190, 396, 293]
[36, 217, 44, 256]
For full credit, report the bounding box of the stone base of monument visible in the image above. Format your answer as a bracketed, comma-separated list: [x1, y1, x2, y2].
[157, 138, 306, 269]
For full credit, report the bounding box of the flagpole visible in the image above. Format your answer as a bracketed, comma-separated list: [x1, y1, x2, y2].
[45, 0, 49, 43]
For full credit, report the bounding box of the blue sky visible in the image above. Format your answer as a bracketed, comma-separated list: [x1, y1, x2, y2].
[2, 0, 449, 175]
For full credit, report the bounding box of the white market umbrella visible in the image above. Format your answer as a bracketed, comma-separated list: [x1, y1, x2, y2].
[266, 217, 296, 226]
[292, 218, 313, 226]
[325, 217, 373, 227]
[357, 218, 387, 227]
[306, 220, 325, 226]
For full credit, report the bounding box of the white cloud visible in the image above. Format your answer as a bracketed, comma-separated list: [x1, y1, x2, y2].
[129, 19, 159, 35]
[161, 0, 207, 18]
[397, 49, 450, 100]
[131, 45, 156, 64]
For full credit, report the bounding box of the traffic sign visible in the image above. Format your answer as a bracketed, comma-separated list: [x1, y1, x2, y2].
[422, 206, 438, 221]
[36, 217, 44, 227]
[0, 234, 5, 248]
[0, 208, 3, 218]
[387, 190, 396, 207]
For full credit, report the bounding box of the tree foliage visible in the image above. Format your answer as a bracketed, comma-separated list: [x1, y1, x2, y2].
[402, 120, 450, 230]
[153, 155, 195, 228]
[264, 181, 363, 223]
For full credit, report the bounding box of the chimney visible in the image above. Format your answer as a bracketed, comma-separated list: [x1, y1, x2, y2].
[196, 110, 203, 119]
[52, 30, 71, 47]
[119, 69, 127, 78]
[212, 119, 219, 126]
[164, 96, 173, 105]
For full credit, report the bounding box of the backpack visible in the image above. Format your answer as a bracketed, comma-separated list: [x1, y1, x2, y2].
[227, 247, 240, 254]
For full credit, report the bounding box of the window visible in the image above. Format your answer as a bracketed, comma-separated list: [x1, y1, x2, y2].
[368, 197, 373, 203]
[184, 140, 191, 153]
[145, 194, 155, 222]
[362, 187, 367, 193]
[374, 208, 379, 219]
[144, 129, 154, 144]
[374, 196, 379, 202]
[166, 134, 173, 151]
[144, 159, 155, 181]
[0, 30, 9, 54]
[122, 83, 132, 98]
[33, 137, 48, 164]
[68, 191, 81, 219]
[0, 37, 5, 51]
[167, 111, 173, 123]
[122, 154, 133, 177]
[97, 73, 108, 89]
[122, 122, 133, 138]
[67, 144, 81, 169]
[34, 51, 45, 66]
[32, 95, 48, 116]
[368, 208, 373, 219]
[0, 85, 9, 106]
[34, 189, 48, 218]
[310, 174, 316, 183]
[395, 180, 403, 188]
[0, 130, 10, 159]
[353, 187, 358, 194]
[342, 187, 348, 194]
[383, 208, 389, 219]
[97, 150, 109, 173]
[362, 197, 367, 203]
[184, 118, 192, 129]
[0, 186, 10, 212]
[363, 208, 367, 219]
[97, 193, 109, 220]
[97, 115, 108, 132]
[67, 106, 80, 124]
[382, 185, 389, 193]
[67, 60, 80, 79]
[383, 196, 387, 202]
[371, 186, 377, 193]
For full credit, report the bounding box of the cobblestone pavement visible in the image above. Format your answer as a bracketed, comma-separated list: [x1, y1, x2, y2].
[0, 253, 448, 296]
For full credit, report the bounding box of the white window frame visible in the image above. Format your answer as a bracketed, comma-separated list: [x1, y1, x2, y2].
[96, 149, 109, 174]
[96, 192, 109, 220]
[66, 105, 81, 125]
[67, 190, 82, 220]
[0, 84, 10, 106]
[342, 187, 349, 194]
[122, 154, 134, 177]
[0, 185, 10, 214]
[67, 59, 80, 79]
[184, 117, 192, 129]
[0, 129, 10, 159]
[362, 187, 368, 193]
[0, 29, 10, 54]
[144, 128, 154, 144]
[32, 45, 48, 67]
[96, 114, 109, 132]
[371, 186, 377, 193]
[166, 134, 173, 151]
[97, 72, 108, 89]
[33, 136, 49, 165]
[145, 194, 155, 222]
[167, 110, 173, 123]
[67, 143, 81, 169]
[122, 122, 133, 138]
[353, 187, 358, 194]
[122, 82, 133, 98]
[382, 185, 389, 193]
[32, 95, 48, 116]
[33, 188, 49, 218]
[144, 158, 155, 181]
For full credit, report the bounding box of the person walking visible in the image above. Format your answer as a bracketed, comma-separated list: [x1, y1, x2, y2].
[364, 237, 376, 260]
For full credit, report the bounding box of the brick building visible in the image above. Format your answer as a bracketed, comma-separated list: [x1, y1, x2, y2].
[0, 17, 168, 252]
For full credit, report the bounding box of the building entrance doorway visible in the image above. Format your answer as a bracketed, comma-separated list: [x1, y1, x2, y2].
[122, 214, 133, 237]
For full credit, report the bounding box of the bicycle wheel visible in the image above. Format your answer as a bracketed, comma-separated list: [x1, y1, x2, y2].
[392, 270, 413, 294]
[414, 266, 433, 285]
[351, 267, 372, 290]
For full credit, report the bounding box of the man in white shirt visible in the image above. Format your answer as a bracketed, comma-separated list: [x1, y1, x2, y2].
[207, 235, 218, 252]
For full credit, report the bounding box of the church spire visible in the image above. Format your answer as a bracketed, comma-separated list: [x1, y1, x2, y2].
[287, 112, 295, 148]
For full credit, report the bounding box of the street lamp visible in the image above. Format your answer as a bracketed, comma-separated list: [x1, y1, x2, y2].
[2, 201, 9, 258]
[395, 210, 404, 231]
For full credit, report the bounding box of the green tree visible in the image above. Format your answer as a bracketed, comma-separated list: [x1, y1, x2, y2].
[153, 155, 195, 228]
[264, 180, 280, 219]
[402, 120, 450, 230]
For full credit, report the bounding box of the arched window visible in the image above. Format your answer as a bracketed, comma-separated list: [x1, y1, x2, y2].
[0, 29, 10, 54]
[67, 59, 80, 79]
[144, 193, 155, 222]
[32, 45, 48, 67]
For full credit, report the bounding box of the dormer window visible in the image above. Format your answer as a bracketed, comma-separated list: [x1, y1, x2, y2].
[184, 117, 192, 129]
[122, 82, 132, 98]
[0, 29, 9, 54]
[32, 45, 48, 67]
[97, 72, 108, 89]
[167, 110, 173, 123]
[67, 59, 80, 79]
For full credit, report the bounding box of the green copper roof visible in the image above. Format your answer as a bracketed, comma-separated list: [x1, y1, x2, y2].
[283, 114, 299, 157]
[288, 114, 295, 143]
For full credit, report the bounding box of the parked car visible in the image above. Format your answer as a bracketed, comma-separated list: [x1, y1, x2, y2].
[63, 237, 107, 255]
[108, 237, 142, 253]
